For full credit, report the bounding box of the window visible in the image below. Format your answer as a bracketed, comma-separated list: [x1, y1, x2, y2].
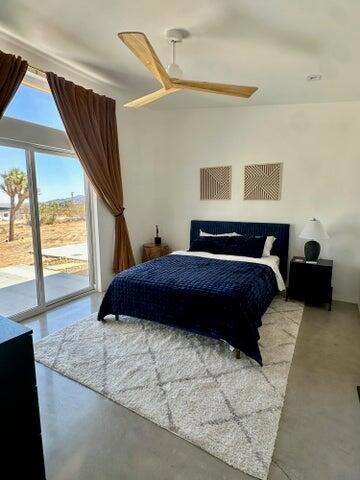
[4, 83, 65, 130]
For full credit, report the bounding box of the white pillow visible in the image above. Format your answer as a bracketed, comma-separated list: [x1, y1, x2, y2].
[199, 230, 240, 237]
[262, 236, 276, 257]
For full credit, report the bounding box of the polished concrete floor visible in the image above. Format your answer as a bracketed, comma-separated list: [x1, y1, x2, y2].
[24, 295, 360, 480]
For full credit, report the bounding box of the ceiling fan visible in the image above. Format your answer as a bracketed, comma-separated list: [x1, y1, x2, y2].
[118, 29, 258, 108]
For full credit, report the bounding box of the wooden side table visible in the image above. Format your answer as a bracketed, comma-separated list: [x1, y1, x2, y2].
[142, 243, 170, 262]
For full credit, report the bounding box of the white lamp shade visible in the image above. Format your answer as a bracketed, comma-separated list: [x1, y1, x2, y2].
[299, 219, 329, 240]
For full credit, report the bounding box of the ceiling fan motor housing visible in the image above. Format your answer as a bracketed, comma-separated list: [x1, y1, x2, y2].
[166, 29, 185, 43]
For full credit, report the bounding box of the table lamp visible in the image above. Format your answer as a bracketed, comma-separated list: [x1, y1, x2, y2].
[299, 218, 329, 262]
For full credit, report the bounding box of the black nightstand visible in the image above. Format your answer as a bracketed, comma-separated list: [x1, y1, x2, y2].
[286, 256, 333, 311]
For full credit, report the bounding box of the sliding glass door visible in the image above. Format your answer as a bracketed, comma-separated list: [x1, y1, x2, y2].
[34, 151, 92, 302]
[0, 145, 38, 316]
[0, 143, 94, 318]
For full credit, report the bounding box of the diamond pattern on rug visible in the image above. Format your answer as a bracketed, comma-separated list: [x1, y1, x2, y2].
[35, 296, 303, 480]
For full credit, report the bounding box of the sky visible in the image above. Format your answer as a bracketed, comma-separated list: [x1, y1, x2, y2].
[0, 85, 85, 204]
[5, 84, 65, 130]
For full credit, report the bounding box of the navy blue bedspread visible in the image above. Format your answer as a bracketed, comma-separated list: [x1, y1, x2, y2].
[98, 255, 277, 365]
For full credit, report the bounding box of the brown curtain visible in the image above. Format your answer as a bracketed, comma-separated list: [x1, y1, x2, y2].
[46, 72, 135, 273]
[0, 51, 28, 119]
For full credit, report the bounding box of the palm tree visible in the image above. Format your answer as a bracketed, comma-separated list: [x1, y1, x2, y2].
[0, 168, 29, 241]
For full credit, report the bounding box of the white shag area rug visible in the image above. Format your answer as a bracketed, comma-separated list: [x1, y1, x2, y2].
[35, 296, 303, 480]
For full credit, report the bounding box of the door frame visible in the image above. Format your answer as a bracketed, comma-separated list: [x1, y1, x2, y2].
[0, 138, 96, 321]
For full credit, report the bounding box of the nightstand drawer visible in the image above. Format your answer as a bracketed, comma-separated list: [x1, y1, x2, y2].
[142, 243, 170, 262]
[289, 265, 331, 290]
[287, 257, 333, 310]
[288, 284, 331, 302]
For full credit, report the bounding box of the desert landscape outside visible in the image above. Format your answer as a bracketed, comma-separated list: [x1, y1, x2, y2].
[0, 145, 92, 316]
[0, 206, 88, 273]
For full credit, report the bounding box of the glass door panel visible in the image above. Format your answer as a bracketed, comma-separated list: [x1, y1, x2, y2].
[0, 145, 38, 316]
[34, 152, 91, 302]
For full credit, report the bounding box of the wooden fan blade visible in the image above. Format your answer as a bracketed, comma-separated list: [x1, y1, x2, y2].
[124, 87, 180, 108]
[170, 78, 258, 98]
[118, 32, 172, 89]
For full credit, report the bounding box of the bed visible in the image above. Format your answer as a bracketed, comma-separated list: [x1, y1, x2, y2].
[98, 220, 290, 365]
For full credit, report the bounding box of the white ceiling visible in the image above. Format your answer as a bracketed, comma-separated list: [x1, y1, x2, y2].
[1, 0, 360, 109]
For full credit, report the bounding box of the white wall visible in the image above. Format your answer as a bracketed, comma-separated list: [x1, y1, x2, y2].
[0, 116, 73, 150]
[96, 108, 161, 288]
[149, 102, 360, 303]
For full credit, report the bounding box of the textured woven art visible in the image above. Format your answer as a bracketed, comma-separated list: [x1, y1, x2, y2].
[200, 166, 232, 200]
[244, 163, 282, 200]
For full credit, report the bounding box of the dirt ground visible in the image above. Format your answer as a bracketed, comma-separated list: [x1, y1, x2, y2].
[0, 220, 88, 274]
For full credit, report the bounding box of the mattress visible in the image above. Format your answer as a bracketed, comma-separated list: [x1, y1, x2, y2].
[98, 253, 280, 364]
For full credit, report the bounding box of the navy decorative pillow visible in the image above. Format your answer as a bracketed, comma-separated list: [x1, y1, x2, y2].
[189, 237, 223, 255]
[189, 235, 266, 258]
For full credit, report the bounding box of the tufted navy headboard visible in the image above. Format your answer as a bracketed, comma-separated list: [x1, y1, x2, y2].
[190, 220, 290, 281]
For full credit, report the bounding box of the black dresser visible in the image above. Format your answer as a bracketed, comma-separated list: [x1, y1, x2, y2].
[0, 315, 46, 479]
[286, 256, 333, 311]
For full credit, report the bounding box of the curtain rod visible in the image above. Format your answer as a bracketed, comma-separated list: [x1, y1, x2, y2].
[24, 65, 50, 93]
[28, 64, 47, 77]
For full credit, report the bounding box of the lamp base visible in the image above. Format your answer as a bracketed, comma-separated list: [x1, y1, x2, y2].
[304, 240, 320, 262]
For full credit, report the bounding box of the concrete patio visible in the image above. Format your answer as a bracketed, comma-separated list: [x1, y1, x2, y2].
[0, 264, 90, 317]
[42, 243, 88, 262]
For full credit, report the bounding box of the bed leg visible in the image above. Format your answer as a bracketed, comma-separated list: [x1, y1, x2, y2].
[115, 314, 119, 321]
[235, 349, 241, 359]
